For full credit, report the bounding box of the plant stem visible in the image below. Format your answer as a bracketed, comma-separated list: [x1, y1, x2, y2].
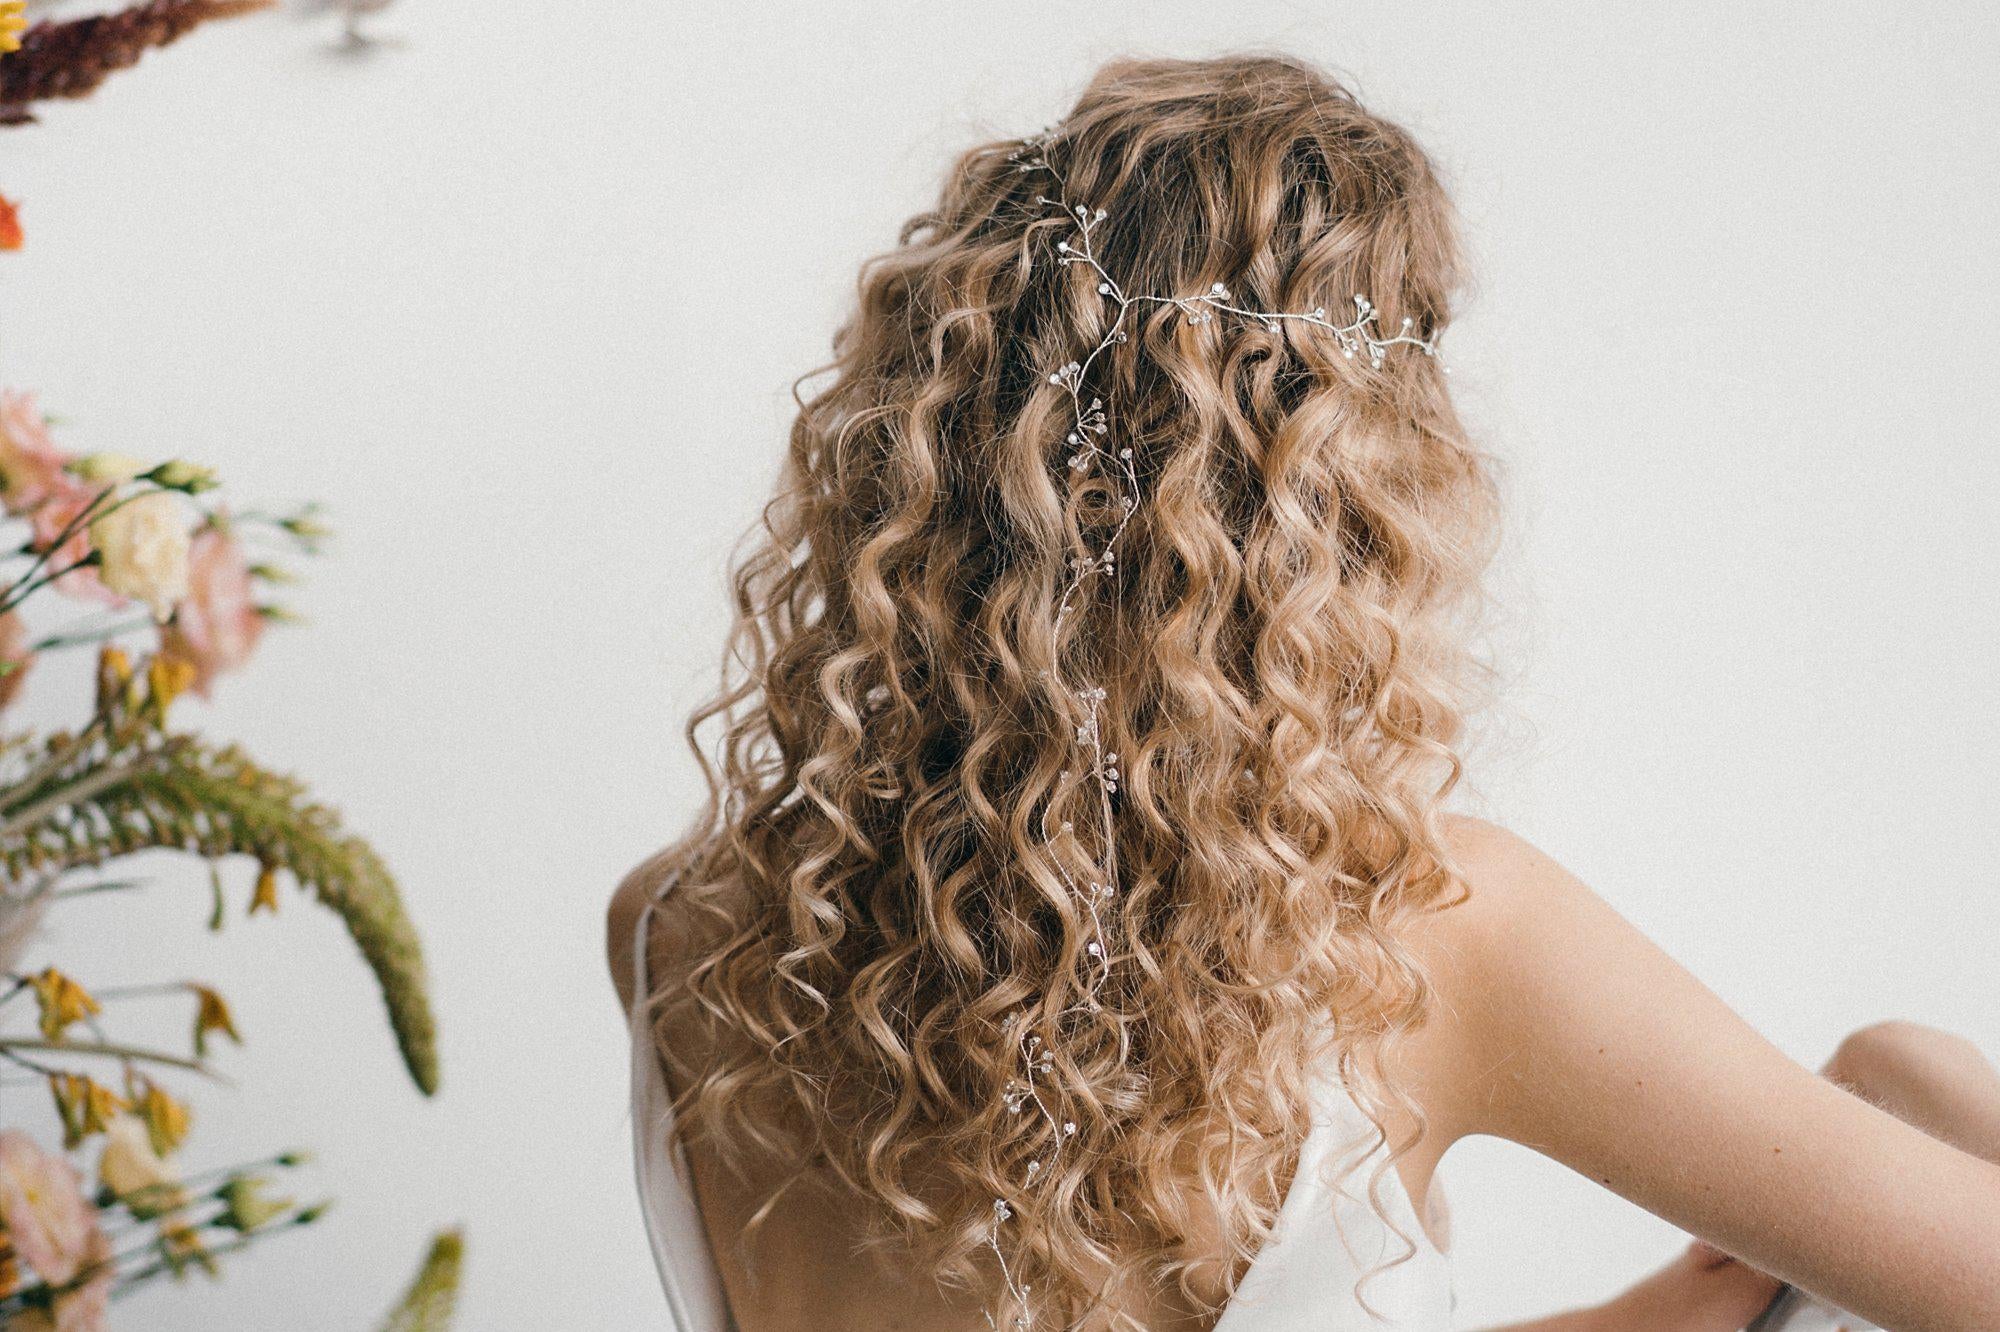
[46, 877, 148, 902]
[31, 615, 153, 653]
[0, 712, 112, 816]
[1, 483, 116, 606]
[0, 754, 162, 842]
[0, 1037, 216, 1077]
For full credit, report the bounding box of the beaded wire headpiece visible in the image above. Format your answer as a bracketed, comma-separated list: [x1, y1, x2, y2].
[982, 127, 1443, 1329]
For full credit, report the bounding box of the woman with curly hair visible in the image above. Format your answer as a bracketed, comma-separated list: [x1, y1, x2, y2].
[610, 54, 2000, 1332]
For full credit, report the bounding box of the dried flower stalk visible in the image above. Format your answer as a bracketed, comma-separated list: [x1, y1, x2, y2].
[0, 0, 272, 125]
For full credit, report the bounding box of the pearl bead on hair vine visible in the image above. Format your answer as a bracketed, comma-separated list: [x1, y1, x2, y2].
[981, 126, 1445, 1330]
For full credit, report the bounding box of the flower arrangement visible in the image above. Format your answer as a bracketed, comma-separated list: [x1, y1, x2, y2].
[0, 9, 455, 1326]
[0, 392, 443, 1328]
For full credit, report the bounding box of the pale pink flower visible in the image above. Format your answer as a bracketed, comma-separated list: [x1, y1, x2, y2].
[161, 520, 264, 697]
[0, 1131, 102, 1289]
[25, 473, 123, 608]
[0, 391, 71, 516]
[5, 1230, 111, 1331]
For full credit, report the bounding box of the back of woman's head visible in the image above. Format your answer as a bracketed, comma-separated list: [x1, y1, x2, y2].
[651, 51, 1494, 1327]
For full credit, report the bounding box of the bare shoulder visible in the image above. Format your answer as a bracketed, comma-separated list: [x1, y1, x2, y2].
[1400, 815, 1595, 1011]
[1385, 816, 1597, 1142]
[606, 847, 692, 1013]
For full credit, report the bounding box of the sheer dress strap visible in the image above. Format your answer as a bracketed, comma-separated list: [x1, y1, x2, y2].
[629, 868, 736, 1331]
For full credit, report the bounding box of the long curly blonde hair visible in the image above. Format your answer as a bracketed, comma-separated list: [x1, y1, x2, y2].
[639, 52, 1496, 1329]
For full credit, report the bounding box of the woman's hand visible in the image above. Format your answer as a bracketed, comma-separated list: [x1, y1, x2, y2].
[1586, 1243, 1783, 1332]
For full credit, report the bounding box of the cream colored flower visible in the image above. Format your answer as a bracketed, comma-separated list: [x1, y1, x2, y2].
[89, 491, 190, 621]
[69, 454, 146, 484]
[97, 1115, 184, 1220]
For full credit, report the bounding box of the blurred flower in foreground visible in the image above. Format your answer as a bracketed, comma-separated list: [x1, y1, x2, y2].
[96, 1116, 181, 1219]
[161, 518, 264, 696]
[0, 2, 24, 56]
[29, 475, 121, 606]
[0, 1130, 102, 1288]
[0, 390, 68, 513]
[90, 489, 189, 620]
[0, 194, 17, 251]
[217, 1175, 290, 1233]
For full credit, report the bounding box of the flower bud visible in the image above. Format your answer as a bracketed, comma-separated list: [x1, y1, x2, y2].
[146, 460, 220, 494]
[71, 453, 147, 484]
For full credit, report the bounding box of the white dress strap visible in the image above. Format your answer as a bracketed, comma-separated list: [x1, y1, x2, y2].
[630, 876, 736, 1331]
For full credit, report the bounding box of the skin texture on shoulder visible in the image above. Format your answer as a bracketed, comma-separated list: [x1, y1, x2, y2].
[1397, 817, 2000, 1330]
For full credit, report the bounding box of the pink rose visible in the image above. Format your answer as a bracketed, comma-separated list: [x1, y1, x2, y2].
[160, 521, 264, 697]
[0, 1131, 103, 1291]
[25, 474, 123, 608]
[0, 391, 71, 516]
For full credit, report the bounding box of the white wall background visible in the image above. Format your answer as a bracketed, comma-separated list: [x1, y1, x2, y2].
[1, 1, 1995, 1327]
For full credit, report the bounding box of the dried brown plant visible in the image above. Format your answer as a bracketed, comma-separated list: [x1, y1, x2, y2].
[0, 0, 271, 125]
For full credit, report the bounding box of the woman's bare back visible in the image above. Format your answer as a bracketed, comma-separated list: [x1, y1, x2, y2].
[613, 818, 2000, 1331]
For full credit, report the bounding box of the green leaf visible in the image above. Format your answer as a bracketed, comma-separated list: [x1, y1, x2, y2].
[378, 1228, 465, 1332]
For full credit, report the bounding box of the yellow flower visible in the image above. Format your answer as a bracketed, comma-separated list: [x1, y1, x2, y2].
[249, 863, 280, 915]
[188, 983, 241, 1058]
[94, 644, 137, 717]
[146, 652, 196, 719]
[130, 1076, 192, 1157]
[159, 1215, 215, 1277]
[28, 967, 100, 1042]
[0, 1, 27, 56]
[48, 1073, 126, 1149]
[90, 489, 191, 621]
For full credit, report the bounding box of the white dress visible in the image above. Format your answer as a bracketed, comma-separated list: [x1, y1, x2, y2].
[628, 890, 1454, 1331]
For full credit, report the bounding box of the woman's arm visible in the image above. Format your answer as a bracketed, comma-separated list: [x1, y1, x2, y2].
[1401, 819, 2000, 1332]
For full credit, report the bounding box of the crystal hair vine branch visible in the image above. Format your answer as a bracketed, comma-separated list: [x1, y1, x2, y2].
[981, 129, 1443, 1331]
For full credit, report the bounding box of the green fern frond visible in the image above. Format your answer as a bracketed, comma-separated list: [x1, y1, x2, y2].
[0, 730, 439, 1095]
[378, 1228, 465, 1332]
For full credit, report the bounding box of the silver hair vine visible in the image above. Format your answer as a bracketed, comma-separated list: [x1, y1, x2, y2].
[980, 127, 1442, 1330]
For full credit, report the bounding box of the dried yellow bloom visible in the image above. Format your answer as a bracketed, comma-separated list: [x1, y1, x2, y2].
[159, 1217, 216, 1276]
[48, 1072, 126, 1149]
[188, 983, 241, 1058]
[95, 644, 137, 716]
[28, 967, 100, 1041]
[131, 1076, 192, 1157]
[0, 1, 26, 55]
[249, 863, 280, 915]
[146, 652, 197, 719]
